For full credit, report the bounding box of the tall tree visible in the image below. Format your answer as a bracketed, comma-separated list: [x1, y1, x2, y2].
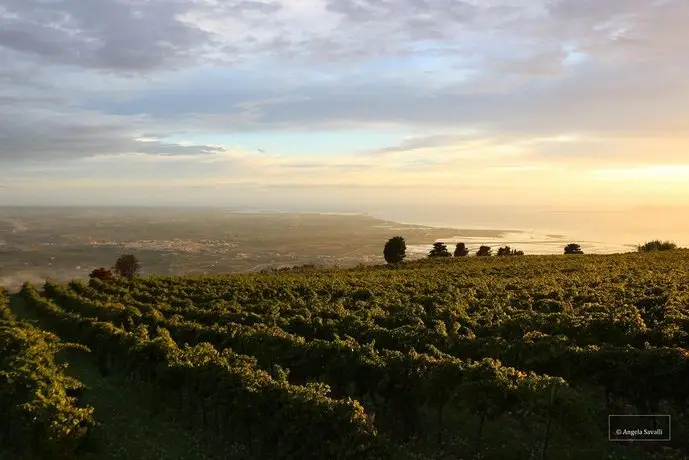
[114, 254, 141, 279]
[564, 244, 584, 255]
[454, 243, 470, 257]
[476, 246, 492, 257]
[429, 242, 451, 258]
[384, 236, 407, 264]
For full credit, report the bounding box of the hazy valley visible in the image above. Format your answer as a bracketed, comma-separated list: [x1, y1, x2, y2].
[0, 207, 513, 289]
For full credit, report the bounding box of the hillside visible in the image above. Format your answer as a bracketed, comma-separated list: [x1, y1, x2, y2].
[2, 251, 689, 459]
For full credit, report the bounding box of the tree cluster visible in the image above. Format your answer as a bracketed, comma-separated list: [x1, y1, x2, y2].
[89, 254, 141, 282]
[384, 237, 595, 263]
[384, 238, 532, 263]
[638, 240, 678, 252]
[497, 246, 525, 256]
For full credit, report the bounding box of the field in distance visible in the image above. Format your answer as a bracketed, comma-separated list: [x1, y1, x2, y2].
[2, 251, 688, 459]
[0, 206, 509, 290]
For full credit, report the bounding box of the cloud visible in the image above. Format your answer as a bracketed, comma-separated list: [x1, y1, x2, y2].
[0, 103, 222, 161]
[0, 0, 216, 72]
[374, 134, 486, 154]
[324, 0, 476, 26]
[2, 0, 686, 72]
[1, 0, 689, 210]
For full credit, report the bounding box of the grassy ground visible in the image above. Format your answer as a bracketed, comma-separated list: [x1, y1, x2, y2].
[9, 295, 248, 460]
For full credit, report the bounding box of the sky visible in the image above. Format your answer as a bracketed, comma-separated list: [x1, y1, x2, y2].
[1, 0, 689, 215]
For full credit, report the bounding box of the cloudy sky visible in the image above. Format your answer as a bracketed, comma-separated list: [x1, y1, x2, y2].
[1, 0, 688, 212]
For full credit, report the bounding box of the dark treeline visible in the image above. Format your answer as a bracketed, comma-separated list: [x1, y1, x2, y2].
[383, 237, 683, 264]
[384, 238, 588, 263]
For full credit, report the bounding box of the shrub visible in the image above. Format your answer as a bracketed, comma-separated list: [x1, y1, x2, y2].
[638, 240, 678, 252]
[89, 267, 115, 282]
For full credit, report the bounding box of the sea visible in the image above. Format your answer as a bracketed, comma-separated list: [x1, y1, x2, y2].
[367, 205, 689, 256]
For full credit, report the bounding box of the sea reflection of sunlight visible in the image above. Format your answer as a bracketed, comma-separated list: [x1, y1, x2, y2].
[406, 230, 634, 256]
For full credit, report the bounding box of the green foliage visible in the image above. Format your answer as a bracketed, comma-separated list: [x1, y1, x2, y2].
[476, 245, 492, 257]
[428, 242, 451, 258]
[453, 242, 469, 257]
[19, 284, 387, 460]
[11, 250, 689, 459]
[0, 288, 12, 321]
[0, 294, 95, 459]
[383, 236, 406, 264]
[638, 240, 678, 252]
[114, 254, 141, 279]
[264, 263, 321, 274]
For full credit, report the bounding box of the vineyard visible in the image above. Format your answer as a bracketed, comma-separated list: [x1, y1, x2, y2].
[2, 251, 689, 459]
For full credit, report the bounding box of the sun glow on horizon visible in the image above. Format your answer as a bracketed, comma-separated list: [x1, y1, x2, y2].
[594, 165, 689, 181]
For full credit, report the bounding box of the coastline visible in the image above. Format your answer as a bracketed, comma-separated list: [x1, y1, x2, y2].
[0, 208, 675, 292]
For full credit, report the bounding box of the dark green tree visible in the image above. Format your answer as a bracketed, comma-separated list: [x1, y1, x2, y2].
[454, 243, 470, 257]
[114, 254, 141, 279]
[564, 244, 584, 255]
[428, 242, 451, 258]
[497, 246, 525, 256]
[497, 246, 511, 256]
[384, 236, 407, 264]
[476, 246, 492, 257]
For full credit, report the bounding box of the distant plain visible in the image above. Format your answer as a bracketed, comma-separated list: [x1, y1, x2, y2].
[2, 206, 651, 290]
[1, 207, 530, 290]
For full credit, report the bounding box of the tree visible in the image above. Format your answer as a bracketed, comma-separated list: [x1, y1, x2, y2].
[564, 244, 584, 255]
[384, 237, 406, 264]
[497, 246, 525, 256]
[638, 240, 677, 252]
[454, 243, 470, 257]
[476, 246, 492, 257]
[429, 242, 451, 258]
[114, 254, 141, 279]
[89, 267, 115, 282]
